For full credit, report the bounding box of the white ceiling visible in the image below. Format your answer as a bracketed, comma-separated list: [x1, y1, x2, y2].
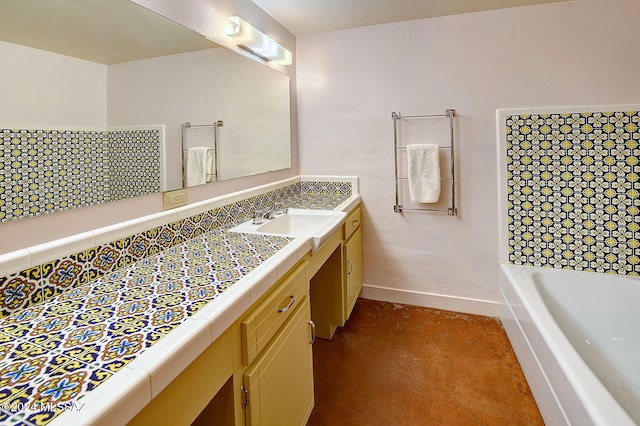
[251, 0, 572, 36]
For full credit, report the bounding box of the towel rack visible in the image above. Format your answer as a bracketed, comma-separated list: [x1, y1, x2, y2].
[392, 109, 457, 215]
[181, 120, 223, 186]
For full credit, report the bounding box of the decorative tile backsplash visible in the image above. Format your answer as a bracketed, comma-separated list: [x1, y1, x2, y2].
[504, 109, 640, 274]
[0, 127, 161, 222]
[0, 179, 353, 318]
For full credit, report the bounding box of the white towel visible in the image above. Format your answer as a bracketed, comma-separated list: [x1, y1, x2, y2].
[407, 144, 441, 203]
[186, 147, 213, 187]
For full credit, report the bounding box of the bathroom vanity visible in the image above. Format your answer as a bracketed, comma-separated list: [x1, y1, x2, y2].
[0, 176, 361, 426]
[128, 204, 362, 426]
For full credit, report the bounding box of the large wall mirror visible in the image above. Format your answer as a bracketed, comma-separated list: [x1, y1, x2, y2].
[0, 0, 292, 223]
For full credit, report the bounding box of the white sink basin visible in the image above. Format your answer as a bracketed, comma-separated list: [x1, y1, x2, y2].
[229, 208, 346, 253]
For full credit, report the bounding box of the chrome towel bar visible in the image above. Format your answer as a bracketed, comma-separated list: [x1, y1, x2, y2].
[392, 109, 457, 215]
[180, 120, 223, 186]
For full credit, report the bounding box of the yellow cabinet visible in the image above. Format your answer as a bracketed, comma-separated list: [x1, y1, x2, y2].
[242, 299, 314, 426]
[309, 204, 363, 338]
[344, 226, 362, 320]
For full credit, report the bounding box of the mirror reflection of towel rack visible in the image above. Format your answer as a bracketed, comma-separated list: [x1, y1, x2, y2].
[392, 109, 457, 215]
[180, 120, 223, 186]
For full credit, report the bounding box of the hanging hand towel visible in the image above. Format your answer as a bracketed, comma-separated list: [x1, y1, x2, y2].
[187, 147, 212, 187]
[407, 144, 440, 203]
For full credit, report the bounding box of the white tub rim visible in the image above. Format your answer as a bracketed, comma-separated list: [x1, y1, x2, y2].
[500, 263, 637, 426]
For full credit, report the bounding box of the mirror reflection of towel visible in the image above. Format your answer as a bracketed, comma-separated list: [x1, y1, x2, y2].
[187, 147, 212, 186]
[407, 144, 440, 203]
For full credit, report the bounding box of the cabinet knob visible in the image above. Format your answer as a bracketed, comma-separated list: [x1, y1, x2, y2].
[351, 219, 359, 227]
[347, 259, 353, 275]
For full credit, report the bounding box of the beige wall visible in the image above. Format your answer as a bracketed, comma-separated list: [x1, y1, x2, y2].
[296, 0, 640, 314]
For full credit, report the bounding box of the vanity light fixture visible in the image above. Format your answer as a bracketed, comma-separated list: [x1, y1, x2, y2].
[227, 16, 292, 65]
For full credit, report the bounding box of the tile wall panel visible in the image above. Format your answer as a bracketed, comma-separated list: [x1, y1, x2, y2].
[0, 127, 161, 223]
[505, 110, 640, 274]
[107, 129, 161, 201]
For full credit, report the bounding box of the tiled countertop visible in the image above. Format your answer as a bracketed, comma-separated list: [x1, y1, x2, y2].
[0, 191, 361, 426]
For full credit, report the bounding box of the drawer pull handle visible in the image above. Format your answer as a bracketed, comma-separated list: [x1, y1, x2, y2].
[347, 259, 353, 275]
[309, 320, 316, 344]
[351, 219, 359, 226]
[278, 295, 295, 313]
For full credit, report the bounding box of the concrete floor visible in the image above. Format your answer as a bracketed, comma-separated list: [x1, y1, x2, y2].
[308, 299, 543, 425]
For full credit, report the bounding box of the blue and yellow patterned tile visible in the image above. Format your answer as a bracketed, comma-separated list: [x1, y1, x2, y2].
[86, 245, 121, 276]
[115, 286, 155, 305]
[185, 264, 213, 278]
[86, 279, 127, 296]
[155, 270, 187, 283]
[1, 304, 46, 328]
[185, 300, 212, 316]
[0, 391, 33, 423]
[0, 267, 43, 318]
[151, 292, 187, 309]
[170, 234, 186, 248]
[185, 242, 209, 257]
[126, 263, 158, 278]
[212, 269, 242, 283]
[127, 235, 152, 260]
[110, 305, 187, 336]
[8, 360, 113, 425]
[235, 256, 261, 268]
[40, 254, 88, 300]
[157, 257, 185, 272]
[0, 353, 85, 423]
[185, 275, 214, 287]
[185, 256, 213, 268]
[65, 328, 157, 374]
[201, 210, 218, 232]
[114, 300, 151, 318]
[214, 206, 235, 227]
[152, 281, 185, 295]
[185, 285, 220, 304]
[153, 225, 176, 250]
[123, 275, 157, 292]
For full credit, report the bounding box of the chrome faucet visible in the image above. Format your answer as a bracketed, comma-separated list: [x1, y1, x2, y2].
[263, 202, 288, 220]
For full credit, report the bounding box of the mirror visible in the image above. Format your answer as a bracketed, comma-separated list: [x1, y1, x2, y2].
[0, 0, 292, 223]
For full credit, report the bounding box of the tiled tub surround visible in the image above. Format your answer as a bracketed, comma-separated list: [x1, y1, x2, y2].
[0, 127, 162, 223]
[498, 106, 640, 274]
[0, 175, 359, 425]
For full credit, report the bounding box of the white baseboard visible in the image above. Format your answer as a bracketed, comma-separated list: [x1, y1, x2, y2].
[360, 284, 500, 317]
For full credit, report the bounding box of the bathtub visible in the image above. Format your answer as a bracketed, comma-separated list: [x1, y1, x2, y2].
[499, 264, 639, 425]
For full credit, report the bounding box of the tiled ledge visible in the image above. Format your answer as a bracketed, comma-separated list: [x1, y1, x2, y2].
[0, 175, 360, 425]
[0, 176, 358, 318]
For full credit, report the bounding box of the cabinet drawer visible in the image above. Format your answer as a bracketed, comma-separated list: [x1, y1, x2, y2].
[343, 206, 361, 240]
[241, 263, 308, 366]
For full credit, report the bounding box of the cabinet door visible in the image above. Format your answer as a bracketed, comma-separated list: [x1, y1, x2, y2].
[243, 299, 314, 426]
[344, 227, 363, 320]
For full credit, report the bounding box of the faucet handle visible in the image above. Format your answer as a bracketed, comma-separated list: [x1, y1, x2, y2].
[274, 202, 288, 214]
[253, 210, 264, 225]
